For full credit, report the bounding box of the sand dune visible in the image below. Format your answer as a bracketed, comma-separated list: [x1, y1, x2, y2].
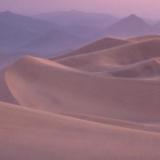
[1, 101, 160, 159]
[3, 33, 160, 160]
[57, 38, 160, 72]
[5, 56, 160, 123]
[128, 35, 160, 42]
[97, 57, 160, 78]
[53, 37, 129, 60]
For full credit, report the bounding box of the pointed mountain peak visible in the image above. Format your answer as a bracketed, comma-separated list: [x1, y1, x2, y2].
[115, 14, 149, 26]
[128, 14, 139, 19]
[123, 14, 145, 22]
[104, 14, 152, 37]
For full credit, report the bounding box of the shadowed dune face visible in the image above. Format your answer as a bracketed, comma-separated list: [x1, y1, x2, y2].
[0, 69, 17, 103]
[5, 56, 160, 122]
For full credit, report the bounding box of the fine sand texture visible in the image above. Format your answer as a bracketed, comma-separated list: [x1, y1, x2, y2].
[1, 101, 160, 160]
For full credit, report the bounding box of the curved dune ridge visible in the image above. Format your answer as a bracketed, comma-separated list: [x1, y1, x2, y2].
[97, 57, 160, 78]
[5, 56, 160, 123]
[57, 38, 160, 72]
[128, 35, 160, 42]
[52, 37, 129, 60]
[1, 101, 160, 159]
[2, 35, 160, 159]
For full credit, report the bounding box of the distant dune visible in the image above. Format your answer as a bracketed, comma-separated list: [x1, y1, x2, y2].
[53, 37, 129, 60]
[56, 38, 160, 72]
[128, 35, 160, 42]
[107, 57, 160, 78]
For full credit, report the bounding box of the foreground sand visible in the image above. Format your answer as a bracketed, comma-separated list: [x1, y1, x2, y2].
[1, 35, 160, 159]
[1, 101, 160, 160]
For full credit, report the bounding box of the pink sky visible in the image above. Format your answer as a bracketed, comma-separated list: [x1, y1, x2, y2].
[0, 0, 160, 19]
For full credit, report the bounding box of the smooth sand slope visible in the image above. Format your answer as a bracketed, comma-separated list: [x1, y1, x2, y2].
[56, 38, 160, 72]
[1, 101, 160, 159]
[5, 56, 160, 123]
[53, 37, 129, 60]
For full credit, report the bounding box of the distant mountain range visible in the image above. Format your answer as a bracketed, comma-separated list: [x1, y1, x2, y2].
[36, 10, 117, 28]
[0, 10, 160, 58]
[0, 11, 55, 49]
[35, 10, 118, 41]
[24, 29, 86, 55]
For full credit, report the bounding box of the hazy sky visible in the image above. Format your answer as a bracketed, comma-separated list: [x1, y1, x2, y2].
[0, 0, 160, 19]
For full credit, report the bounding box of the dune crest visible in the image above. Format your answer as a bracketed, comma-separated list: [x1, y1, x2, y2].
[96, 57, 160, 78]
[5, 55, 160, 123]
[53, 37, 129, 60]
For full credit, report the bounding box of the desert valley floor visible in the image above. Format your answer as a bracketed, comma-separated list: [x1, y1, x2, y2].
[1, 35, 160, 159]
